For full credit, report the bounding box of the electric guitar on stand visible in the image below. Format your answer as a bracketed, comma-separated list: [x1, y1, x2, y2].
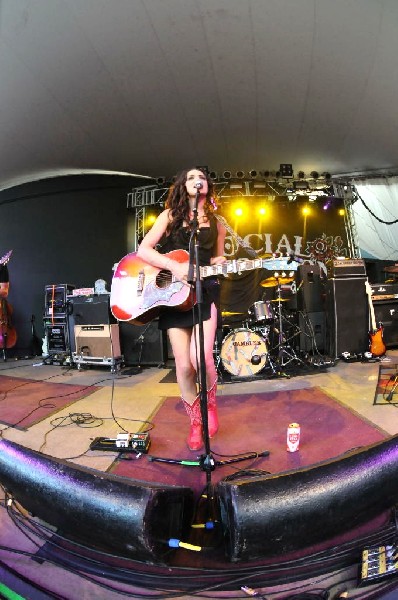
[110, 249, 300, 325]
[365, 280, 386, 357]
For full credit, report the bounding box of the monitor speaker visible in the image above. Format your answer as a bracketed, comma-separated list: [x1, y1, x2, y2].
[0, 439, 194, 562]
[326, 277, 369, 358]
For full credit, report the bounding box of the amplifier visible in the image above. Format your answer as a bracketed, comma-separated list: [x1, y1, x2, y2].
[68, 294, 115, 325]
[370, 283, 398, 302]
[331, 259, 366, 278]
[74, 324, 121, 358]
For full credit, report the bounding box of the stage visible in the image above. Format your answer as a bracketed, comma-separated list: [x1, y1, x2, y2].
[0, 350, 398, 599]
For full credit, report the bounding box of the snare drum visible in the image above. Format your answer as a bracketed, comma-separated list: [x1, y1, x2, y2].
[220, 328, 268, 377]
[248, 300, 274, 325]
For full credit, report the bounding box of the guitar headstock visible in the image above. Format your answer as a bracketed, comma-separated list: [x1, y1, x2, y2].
[0, 250, 12, 266]
[365, 280, 372, 295]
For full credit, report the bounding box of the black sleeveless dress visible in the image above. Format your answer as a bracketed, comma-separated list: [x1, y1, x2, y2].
[157, 215, 220, 330]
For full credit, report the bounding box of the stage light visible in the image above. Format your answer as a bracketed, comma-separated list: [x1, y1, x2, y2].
[297, 171, 305, 179]
[147, 214, 157, 225]
[249, 170, 257, 178]
[302, 205, 311, 216]
[223, 170, 231, 179]
[209, 171, 218, 180]
[310, 171, 319, 180]
[156, 177, 165, 185]
[279, 164, 293, 178]
[262, 170, 270, 178]
[338, 208, 345, 216]
[258, 206, 266, 216]
[323, 200, 332, 210]
[236, 170, 245, 178]
[234, 207, 243, 217]
[323, 172, 331, 181]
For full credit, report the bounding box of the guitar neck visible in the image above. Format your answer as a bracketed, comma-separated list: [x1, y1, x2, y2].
[365, 281, 377, 331]
[200, 257, 298, 278]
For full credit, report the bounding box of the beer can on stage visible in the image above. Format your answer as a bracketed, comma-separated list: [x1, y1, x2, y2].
[287, 423, 300, 452]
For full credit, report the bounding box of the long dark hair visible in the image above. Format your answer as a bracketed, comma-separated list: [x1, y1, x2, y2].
[165, 168, 216, 234]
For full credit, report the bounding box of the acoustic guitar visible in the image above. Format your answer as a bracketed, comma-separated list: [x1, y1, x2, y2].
[110, 249, 299, 325]
[365, 280, 386, 357]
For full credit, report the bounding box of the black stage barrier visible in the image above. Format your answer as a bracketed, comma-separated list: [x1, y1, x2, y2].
[0, 440, 193, 563]
[217, 434, 398, 562]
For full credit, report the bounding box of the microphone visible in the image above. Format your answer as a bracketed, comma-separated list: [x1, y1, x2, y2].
[194, 181, 203, 189]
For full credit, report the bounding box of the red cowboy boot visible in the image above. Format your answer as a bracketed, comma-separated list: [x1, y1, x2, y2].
[181, 395, 203, 451]
[207, 379, 219, 437]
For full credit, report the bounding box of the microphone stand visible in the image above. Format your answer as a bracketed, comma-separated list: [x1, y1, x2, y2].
[187, 188, 214, 482]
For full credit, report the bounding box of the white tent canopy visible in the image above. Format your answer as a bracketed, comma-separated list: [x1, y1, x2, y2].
[351, 178, 398, 261]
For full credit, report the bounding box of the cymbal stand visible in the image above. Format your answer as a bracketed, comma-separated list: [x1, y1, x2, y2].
[273, 280, 305, 370]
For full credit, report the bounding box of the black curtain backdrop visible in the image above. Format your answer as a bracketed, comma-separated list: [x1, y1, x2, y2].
[0, 174, 151, 355]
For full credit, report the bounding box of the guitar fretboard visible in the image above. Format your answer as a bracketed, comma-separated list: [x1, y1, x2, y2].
[200, 257, 298, 278]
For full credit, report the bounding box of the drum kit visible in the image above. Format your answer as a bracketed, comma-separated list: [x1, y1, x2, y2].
[216, 272, 303, 379]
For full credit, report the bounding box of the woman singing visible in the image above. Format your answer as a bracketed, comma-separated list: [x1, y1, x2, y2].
[137, 167, 226, 451]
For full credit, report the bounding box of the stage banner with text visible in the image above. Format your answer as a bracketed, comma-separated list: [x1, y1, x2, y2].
[218, 202, 348, 318]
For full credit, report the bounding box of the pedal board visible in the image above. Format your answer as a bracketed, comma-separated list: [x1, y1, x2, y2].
[90, 433, 150, 453]
[360, 543, 398, 585]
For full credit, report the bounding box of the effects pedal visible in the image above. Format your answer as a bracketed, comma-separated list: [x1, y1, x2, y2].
[360, 543, 398, 585]
[90, 432, 150, 453]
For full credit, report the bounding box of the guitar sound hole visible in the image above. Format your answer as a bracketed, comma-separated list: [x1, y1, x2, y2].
[156, 269, 172, 289]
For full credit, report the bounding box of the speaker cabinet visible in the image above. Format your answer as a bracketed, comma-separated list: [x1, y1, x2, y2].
[74, 324, 121, 358]
[373, 301, 398, 347]
[326, 277, 369, 358]
[119, 321, 168, 366]
[297, 264, 326, 312]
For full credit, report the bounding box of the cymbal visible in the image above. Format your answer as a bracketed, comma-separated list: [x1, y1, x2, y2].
[260, 276, 294, 287]
[270, 298, 290, 302]
[384, 265, 398, 273]
[260, 278, 278, 287]
[221, 311, 245, 317]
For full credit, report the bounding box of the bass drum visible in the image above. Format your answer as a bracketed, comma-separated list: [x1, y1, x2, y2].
[220, 328, 268, 378]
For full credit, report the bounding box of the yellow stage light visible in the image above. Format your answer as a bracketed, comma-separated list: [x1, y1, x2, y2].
[302, 205, 311, 216]
[147, 214, 157, 225]
[234, 207, 243, 217]
[338, 208, 345, 216]
[258, 207, 266, 216]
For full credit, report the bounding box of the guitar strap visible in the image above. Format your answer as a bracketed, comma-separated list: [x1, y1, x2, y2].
[214, 213, 257, 258]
